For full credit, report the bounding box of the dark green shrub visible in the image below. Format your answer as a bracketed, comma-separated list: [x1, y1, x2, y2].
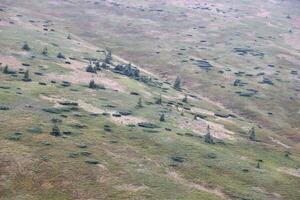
[171, 156, 185, 163]
[57, 52, 66, 59]
[8, 132, 22, 141]
[85, 159, 100, 165]
[69, 152, 80, 158]
[0, 105, 9, 110]
[138, 122, 160, 129]
[22, 42, 30, 51]
[86, 65, 97, 73]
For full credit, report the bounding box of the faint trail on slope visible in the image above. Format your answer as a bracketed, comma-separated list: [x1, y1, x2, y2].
[167, 170, 230, 200]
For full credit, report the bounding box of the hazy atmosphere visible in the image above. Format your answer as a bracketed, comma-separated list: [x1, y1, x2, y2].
[0, 0, 300, 199]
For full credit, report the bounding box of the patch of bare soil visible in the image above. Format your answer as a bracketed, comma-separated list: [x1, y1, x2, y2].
[47, 60, 126, 92]
[252, 187, 282, 200]
[115, 184, 148, 192]
[283, 32, 300, 51]
[40, 94, 144, 125]
[0, 55, 22, 68]
[268, 137, 291, 149]
[167, 170, 229, 200]
[178, 117, 235, 140]
[277, 167, 300, 178]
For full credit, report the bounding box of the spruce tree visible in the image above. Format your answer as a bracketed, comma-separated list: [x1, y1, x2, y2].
[89, 79, 97, 89]
[249, 127, 256, 141]
[104, 49, 112, 64]
[22, 70, 32, 82]
[3, 65, 9, 74]
[173, 76, 181, 90]
[57, 52, 66, 59]
[256, 161, 261, 169]
[136, 97, 143, 108]
[182, 94, 188, 103]
[160, 113, 165, 122]
[42, 47, 48, 56]
[155, 94, 162, 105]
[204, 125, 214, 144]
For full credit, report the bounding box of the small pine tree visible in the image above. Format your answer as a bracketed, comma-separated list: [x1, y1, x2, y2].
[89, 80, 97, 89]
[173, 76, 181, 90]
[155, 94, 162, 105]
[136, 97, 143, 108]
[182, 94, 188, 103]
[51, 125, 61, 137]
[181, 110, 184, 116]
[194, 114, 197, 120]
[22, 42, 30, 51]
[104, 49, 112, 64]
[204, 125, 214, 144]
[42, 47, 48, 56]
[160, 113, 165, 122]
[249, 127, 256, 141]
[256, 161, 261, 169]
[22, 70, 32, 82]
[3, 65, 9, 74]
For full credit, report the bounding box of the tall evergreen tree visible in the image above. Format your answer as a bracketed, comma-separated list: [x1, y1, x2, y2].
[249, 127, 256, 141]
[89, 79, 97, 89]
[160, 113, 165, 122]
[155, 94, 162, 105]
[182, 94, 188, 103]
[204, 125, 214, 144]
[104, 49, 112, 64]
[3, 65, 9, 74]
[136, 97, 143, 108]
[173, 76, 181, 90]
[42, 47, 48, 56]
[22, 70, 32, 82]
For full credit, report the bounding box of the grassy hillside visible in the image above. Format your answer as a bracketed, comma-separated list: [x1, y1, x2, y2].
[0, 1, 300, 200]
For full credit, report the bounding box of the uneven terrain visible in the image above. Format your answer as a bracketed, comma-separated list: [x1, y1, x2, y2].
[0, 0, 300, 200]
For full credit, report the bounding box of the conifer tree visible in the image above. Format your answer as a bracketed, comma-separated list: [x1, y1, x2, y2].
[160, 113, 165, 122]
[249, 127, 256, 141]
[136, 97, 143, 108]
[42, 47, 48, 56]
[173, 76, 181, 90]
[89, 79, 97, 89]
[155, 94, 162, 105]
[204, 125, 214, 144]
[182, 94, 188, 103]
[3, 65, 9, 74]
[22, 70, 32, 82]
